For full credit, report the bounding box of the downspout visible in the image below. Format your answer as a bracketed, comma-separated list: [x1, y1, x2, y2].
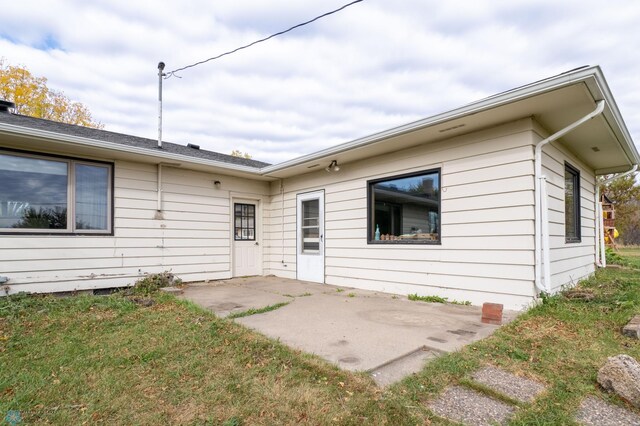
[534, 100, 605, 294]
[153, 163, 164, 220]
[595, 184, 602, 268]
[597, 164, 638, 267]
[157, 163, 163, 211]
[280, 179, 285, 265]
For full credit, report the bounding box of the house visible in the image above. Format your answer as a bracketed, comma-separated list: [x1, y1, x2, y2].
[0, 65, 638, 310]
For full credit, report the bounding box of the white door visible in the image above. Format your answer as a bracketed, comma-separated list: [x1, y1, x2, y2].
[296, 191, 324, 283]
[232, 200, 262, 277]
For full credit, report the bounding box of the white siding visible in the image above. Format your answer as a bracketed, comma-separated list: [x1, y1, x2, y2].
[2, 159, 269, 294]
[264, 118, 539, 310]
[4, 117, 600, 307]
[539, 138, 597, 292]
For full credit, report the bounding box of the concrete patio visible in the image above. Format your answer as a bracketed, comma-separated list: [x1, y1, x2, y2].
[177, 276, 516, 386]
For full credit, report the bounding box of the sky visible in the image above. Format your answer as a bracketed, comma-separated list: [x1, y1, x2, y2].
[1, 0, 639, 164]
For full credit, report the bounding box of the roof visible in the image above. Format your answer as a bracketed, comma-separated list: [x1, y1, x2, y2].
[0, 65, 637, 179]
[0, 112, 270, 169]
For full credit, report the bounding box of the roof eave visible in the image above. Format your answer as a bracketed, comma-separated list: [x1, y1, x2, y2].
[586, 68, 640, 165]
[260, 65, 640, 175]
[0, 122, 265, 175]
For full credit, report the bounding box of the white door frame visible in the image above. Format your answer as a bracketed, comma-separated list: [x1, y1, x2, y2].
[296, 190, 325, 283]
[231, 196, 263, 277]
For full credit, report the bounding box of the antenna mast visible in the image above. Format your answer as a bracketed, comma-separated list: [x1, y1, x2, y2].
[157, 61, 165, 148]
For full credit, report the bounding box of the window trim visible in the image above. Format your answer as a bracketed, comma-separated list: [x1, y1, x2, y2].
[0, 149, 114, 236]
[564, 162, 581, 243]
[367, 168, 442, 245]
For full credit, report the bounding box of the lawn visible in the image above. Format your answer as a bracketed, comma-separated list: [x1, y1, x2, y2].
[615, 246, 640, 269]
[1, 252, 639, 425]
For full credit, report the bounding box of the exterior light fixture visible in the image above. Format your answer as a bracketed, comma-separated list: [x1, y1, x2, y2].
[325, 160, 340, 172]
[214, 180, 221, 188]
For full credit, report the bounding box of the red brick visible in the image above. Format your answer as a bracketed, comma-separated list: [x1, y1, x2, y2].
[482, 303, 503, 325]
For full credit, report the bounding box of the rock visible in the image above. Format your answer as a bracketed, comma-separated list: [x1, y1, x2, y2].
[597, 354, 640, 408]
[428, 385, 516, 426]
[471, 366, 546, 403]
[576, 396, 640, 426]
[623, 315, 640, 339]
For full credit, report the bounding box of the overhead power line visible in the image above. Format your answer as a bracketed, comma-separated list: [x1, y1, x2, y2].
[164, 0, 364, 78]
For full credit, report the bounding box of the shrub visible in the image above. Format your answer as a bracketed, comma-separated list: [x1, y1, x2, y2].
[605, 248, 628, 266]
[131, 272, 181, 296]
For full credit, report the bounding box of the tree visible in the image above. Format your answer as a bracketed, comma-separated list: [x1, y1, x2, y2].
[230, 150, 252, 159]
[599, 173, 640, 244]
[0, 59, 102, 128]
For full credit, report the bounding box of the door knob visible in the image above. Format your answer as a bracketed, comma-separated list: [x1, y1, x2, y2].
[255, 242, 259, 246]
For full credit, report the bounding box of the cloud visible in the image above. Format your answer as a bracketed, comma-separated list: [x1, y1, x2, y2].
[0, 0, 639, 164]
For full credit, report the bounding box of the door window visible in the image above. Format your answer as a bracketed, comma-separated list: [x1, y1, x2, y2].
[234, 203, 255, 240]
[301, 199, 320, 252]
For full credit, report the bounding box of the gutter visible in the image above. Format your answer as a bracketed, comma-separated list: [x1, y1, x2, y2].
[596, 164, 638, 267]
[534, 100, 605, 294]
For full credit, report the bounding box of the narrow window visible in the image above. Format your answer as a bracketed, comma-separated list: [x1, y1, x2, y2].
[234, 203, 256, 240]
[0, 151, 112, 234]
[368, 169, 441, 244]
[564, 163, 581, 242]
[75, 163, 110, 230]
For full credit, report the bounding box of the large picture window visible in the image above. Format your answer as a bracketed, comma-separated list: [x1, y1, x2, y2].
[368, 169, 440, 244]
[0, 151, 112, 234]
[564, 163, 581, 243]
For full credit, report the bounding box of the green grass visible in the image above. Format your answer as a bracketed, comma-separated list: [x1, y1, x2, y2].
[0, 293, 407, 425]
[408, 293, 448, 304]
[616, 246, 640, 269]
[2, 252, 640, 424]
[407, 293, 471, 305]
[226, 302, 290, 319]
[282, 292, 312, 298]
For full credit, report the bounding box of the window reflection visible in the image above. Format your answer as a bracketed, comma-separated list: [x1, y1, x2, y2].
[0, 152, 112, 233]
[0, 154, 68, 229]
[369, 170, 440, 243]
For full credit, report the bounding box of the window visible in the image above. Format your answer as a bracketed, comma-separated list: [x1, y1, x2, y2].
[234, 203, 256, 240]
[368, 169, 440, 244]
[0, 151, 112, 234]
[564, 163, 581, 242]
[301, 198, 320, 252]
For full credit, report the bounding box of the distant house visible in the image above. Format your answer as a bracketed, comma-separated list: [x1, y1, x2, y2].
[1, 65, 638, 310]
